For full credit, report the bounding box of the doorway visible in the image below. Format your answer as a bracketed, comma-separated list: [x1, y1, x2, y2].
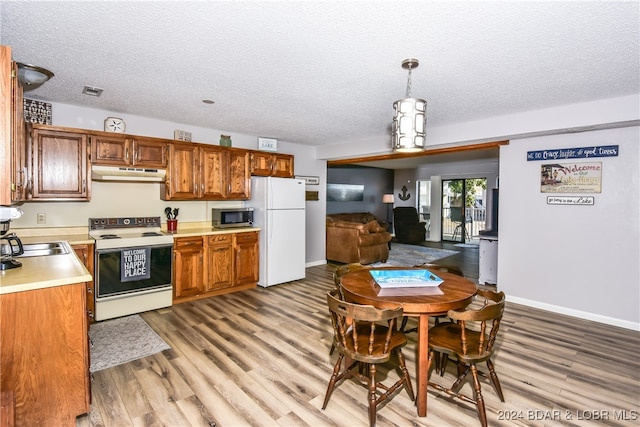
[441, 178, 487, 243]
[417, 180, 431, 239]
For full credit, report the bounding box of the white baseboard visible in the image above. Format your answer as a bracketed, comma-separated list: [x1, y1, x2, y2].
[507, 295, 640, 331]
[306, 259, 327, 268]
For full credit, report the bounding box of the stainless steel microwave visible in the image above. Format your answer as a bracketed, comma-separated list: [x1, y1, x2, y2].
[212, 208, 254, 228]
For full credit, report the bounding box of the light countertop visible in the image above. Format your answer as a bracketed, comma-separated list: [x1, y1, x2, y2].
[2, 223, 259, 295]
[0, 241, 92, 295]
[167, 226, 260, 238]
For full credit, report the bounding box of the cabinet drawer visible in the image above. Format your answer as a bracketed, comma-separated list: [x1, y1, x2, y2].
[235, 232, 258, 244]
[174, 237, 203, 248]
[207, 234, 232, 245]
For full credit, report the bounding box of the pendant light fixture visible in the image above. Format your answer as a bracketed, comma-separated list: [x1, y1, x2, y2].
[392, 58, 426, 152]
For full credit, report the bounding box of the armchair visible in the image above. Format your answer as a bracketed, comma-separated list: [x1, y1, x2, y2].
[393, 207, 427, 244]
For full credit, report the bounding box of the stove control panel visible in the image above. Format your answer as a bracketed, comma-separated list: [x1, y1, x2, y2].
[89, 216, 162, 230]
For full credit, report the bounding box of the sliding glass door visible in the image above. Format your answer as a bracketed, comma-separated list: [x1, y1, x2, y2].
[441, 178, 487, 243]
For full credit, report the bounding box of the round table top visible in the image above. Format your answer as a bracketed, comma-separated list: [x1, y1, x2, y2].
[340, 266, 477, 316]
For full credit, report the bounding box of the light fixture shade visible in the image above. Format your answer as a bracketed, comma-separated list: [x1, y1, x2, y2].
[392, 97, 427, 152]
[17, 62, 54, 91]
[382, 194, 395, 203]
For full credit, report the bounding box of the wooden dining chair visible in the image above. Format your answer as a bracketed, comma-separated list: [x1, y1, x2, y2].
[322, 289, 414, 427]
[330, 263, 369, 355]
[426, 289, 506, 427]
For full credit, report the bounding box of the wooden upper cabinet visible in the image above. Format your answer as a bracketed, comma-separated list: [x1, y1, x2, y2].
[163, 142, 199, 200]
[163, 142, 250, 201]
[200, 145, 227, 199]
[10, 59, 27, 203]
[134, 137, 167, 167]
[29, 125, 90, 200]
[251, 151, 294, 177]
[1, 45, 26, 205]
[226, 148, 251, 199]
[91, 134, 166, 168]
[0, 46, 11, 205]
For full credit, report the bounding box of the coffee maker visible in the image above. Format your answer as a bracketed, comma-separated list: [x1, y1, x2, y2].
[0, 207, 24, 270]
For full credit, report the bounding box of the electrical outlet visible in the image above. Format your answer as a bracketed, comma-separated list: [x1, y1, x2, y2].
[37, 213, 46, 224]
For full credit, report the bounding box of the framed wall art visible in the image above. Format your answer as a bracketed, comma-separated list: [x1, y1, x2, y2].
[327, 183, 364, 202]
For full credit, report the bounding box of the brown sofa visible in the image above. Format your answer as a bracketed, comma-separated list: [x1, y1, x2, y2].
[326, 212, 391, 264]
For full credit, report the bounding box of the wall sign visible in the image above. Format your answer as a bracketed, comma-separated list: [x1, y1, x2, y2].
[547, 196, 594, 205]
[258, 137, 278, 151]
[527, 145, 618, 161]
[295, 175, 319, 185]
[121, 248, 151, 282]
[23, 98, 52, 125]
[541, 162, 602, 193]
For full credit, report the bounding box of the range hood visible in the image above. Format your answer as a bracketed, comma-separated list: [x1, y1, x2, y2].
[91, 165, 166, 182]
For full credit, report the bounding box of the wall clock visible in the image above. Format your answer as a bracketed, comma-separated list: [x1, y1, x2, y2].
[104, 117, 126, 133]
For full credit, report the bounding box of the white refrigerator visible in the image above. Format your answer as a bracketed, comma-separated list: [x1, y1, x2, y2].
[247, 177, 306, 287]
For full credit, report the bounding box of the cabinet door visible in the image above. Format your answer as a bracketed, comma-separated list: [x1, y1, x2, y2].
[164, 143, 199, 200]
[0, 284, 89, 426]
[200, 145, 227, 199]
[250, 152, 293, 178]
[271, 154, 294, 178]
[173, 237, 204, 301]
[72, 244, 95, 324]
[227, 148, 251, 199]
[250, 151, 273, 176]
[0, 47, 11, 205]
[30, 128, 90, 200]
[133, 138, 167, 168]
[90, 134, 130, 166]
[205, 234, 234, 291]
[10, 60, 27, 203]
[235, 232, 259, 286]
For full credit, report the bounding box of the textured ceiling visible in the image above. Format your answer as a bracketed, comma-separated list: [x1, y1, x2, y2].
[1, 1, 638, 151]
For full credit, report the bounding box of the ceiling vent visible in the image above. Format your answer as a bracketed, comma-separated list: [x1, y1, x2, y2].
[82, 86, 103, 97]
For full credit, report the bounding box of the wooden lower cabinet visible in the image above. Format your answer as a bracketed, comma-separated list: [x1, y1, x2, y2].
[173, 236, 204, 300]
[173, 231, 259, 303]
[0, 283, 90, 426]
[72, 243, 95, 324]
[206, 234, 234, 292]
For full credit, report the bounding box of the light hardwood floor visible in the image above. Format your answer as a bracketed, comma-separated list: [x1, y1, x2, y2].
[78, 265, 640, 427]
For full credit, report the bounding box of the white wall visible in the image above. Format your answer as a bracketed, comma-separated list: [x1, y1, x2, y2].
[499, 127, 639, 329]
[13, 101, 328, 266]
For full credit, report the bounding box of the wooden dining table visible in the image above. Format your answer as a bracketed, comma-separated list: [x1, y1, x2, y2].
[340, 266, 477, 417]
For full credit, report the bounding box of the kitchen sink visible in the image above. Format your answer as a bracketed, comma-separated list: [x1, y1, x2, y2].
[18, 242, 70, 258]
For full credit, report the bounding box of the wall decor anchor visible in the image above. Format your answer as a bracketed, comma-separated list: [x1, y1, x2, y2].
[398, 185, 411, 201]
